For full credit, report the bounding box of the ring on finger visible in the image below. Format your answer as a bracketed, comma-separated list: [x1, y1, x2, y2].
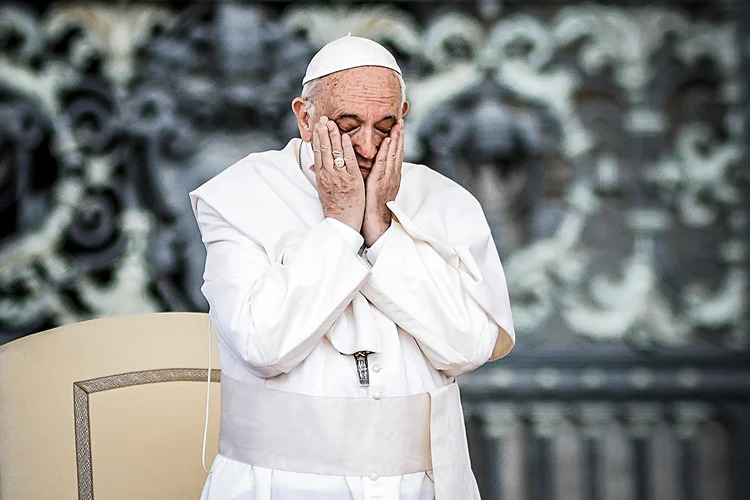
[334, 157, 346, 168]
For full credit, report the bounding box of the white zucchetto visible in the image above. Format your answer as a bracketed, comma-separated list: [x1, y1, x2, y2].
[302, 34, 402, 85]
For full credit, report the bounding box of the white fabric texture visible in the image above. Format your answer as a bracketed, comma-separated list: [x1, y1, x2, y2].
[217, 373, 432, 476]
[326, 217, 365, 254]
[189, 138, 515, 500]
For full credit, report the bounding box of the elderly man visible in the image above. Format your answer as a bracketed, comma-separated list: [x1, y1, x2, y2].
[190, 35, 515, 500]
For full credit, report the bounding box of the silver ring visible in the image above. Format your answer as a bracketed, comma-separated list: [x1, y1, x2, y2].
[334, 157, 346, 168]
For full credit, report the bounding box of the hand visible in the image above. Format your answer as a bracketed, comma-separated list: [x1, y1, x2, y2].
[362, 120, 403, 247]
[312, 116, 366, 232]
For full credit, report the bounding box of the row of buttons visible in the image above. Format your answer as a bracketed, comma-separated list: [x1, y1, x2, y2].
[368, 361, 383, 500]
[371, 361, 383, 401]
[369, 461, 380, 499]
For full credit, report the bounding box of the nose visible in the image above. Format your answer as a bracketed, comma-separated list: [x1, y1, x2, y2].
[351, 128, 379, 161]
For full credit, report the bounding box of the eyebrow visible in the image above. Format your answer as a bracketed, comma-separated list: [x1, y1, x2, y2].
[333, 113, 398, 124]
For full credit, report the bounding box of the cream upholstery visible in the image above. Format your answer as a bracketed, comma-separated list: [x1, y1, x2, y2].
[0, 313, 221, 500]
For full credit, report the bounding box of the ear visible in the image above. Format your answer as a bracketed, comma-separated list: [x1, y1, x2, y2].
[401, 100, 409, 119]
[292, 97, 313, 142]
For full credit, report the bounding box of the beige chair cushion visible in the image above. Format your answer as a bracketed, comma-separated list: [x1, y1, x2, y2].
[0, 312, 222, 500]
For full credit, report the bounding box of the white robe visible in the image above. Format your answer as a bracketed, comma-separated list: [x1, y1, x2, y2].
[189, 138, 515, 500]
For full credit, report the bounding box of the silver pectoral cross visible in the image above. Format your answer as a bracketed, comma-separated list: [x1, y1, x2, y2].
[353, 351, 373, 386]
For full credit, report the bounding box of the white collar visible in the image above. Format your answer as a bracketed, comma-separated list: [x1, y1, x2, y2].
[299, 140, 316, 188]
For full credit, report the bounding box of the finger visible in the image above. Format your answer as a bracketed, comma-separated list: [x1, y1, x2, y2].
[341, 134, 359, 177]
[389, 120, 400, 141]
[396, 120, 404, 173]
[311, 127, 321, 173]
[386, 124, 399, 177]
[327, 121, 346, 170]
[317, 117, 334, 172]
[372, 137, 390, 181]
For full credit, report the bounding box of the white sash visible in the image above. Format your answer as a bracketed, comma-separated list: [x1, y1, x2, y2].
[218, 374, 481, 499]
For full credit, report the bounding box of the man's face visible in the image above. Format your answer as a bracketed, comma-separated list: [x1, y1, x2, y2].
[308, 66, 406, 179]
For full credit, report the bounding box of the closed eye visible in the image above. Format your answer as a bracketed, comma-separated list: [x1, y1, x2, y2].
[335, 117, 361, 134]
[375, 117, 397, 134]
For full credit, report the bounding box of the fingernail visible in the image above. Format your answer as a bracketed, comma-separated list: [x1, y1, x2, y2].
[321, 116, 328, 124]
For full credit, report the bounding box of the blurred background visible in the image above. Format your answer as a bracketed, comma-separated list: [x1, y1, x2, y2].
[0, 0, 747, 499]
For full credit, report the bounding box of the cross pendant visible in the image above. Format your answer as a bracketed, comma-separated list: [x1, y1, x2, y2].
[353, 351, 372, 387]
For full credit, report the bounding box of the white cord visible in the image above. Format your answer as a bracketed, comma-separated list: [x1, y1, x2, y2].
[201, 315, 212, 474]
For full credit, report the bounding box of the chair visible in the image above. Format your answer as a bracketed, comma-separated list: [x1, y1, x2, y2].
[0, 313, 221, 500]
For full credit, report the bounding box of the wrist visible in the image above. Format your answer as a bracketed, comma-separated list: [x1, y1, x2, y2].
[325, 211, 363, 232]
[363, 219, 390, 247]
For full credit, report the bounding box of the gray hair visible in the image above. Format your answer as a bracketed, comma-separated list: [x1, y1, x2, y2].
[301, 70, 407, 119]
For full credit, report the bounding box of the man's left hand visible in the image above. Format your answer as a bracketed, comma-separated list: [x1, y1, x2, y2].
[362, 120, 404, 247]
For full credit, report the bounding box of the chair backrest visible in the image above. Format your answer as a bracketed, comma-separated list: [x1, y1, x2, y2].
[0, 312, 221, 500]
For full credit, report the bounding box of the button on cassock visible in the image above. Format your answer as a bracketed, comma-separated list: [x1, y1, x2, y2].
[372, 392, 384, 400]
[369, 474, 379, 481]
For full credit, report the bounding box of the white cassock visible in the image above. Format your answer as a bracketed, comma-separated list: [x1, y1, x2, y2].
[189, 138, 515, 500]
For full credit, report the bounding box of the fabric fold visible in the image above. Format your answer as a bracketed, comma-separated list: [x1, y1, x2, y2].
[428, 383, 481, 500]
[386, 200, 515, 360]
[327, 292, 382, 355]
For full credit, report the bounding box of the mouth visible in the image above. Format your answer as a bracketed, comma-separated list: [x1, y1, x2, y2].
[357, 158, 373, 178]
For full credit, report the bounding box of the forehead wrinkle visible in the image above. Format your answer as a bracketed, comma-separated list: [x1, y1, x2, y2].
[328, 83, 400, 102]
[326, 89, 401, 122]
[316, 66, 402, 119]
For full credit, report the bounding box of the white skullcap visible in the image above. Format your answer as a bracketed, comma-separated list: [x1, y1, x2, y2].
[302, 34, 402, 85]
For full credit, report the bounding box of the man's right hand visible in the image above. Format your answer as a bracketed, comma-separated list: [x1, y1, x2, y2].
[312, 116, 365, 232]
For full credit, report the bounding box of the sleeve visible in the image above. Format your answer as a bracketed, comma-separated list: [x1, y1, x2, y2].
[364, 222, 392, 265]
[359, 201, 515, 377]
[195, 199, 371, 378]
[326, 217, 365, 254]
